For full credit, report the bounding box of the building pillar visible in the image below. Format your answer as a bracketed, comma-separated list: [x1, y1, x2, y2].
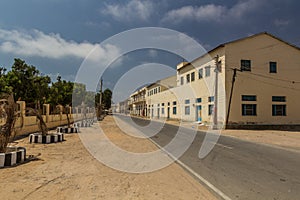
[57, 105, 63, 121]
[16, 101, 26, 118]
[16, 101, 26, 128]
[43, 104, 50, 123]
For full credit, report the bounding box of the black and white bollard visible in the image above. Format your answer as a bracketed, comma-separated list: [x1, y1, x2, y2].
[29, 133, 64, 144]
[57, 126, 79, 133]
[0, 147, 26, 168]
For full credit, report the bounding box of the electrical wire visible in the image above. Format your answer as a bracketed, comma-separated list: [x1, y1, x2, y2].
[247, 71, 300, 84]
[237, 72, 300, 92]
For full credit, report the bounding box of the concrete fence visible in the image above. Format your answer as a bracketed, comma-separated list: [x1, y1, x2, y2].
[0, 101, 96, 136]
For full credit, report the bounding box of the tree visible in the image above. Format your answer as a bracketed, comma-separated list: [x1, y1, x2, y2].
[102, 89, 112, 110]
[5, 59, 51, 109]
[27, 108, 48, 136]
[72, 83, 86, 107]
[48, 76, 74, 108]
[85, 91, 96, 108]
[0, 94, 19, 153]
[0, 67, 11, 94]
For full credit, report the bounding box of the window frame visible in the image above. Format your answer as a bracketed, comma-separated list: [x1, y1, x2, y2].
[205, 66, 211, 77]
[241, 59, 251, 71]
[208, 96, 214, 102]
[242, 95, 257, 101]
[186, 74, 190, 83]
[272, 104, 286, 116]
[180, 76, 184, 85]
[198, 68, 203, 79]
[272, 96, 286, 102]
[242, 104, 257, 116]
[173, 107, 177, 115]
[191, 72, 195, 82]
[185, 106, 190, 115]
[269, 62, 277, 73]
[208, 104, 214, 116]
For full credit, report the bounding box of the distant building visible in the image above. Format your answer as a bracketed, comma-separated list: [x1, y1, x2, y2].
[129, 86, 147, 116]
[146, 76, 177, 119]
[129, 32, 300, 129]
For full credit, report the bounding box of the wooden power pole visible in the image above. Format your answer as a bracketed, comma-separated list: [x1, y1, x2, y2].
[213, 55, 220, 129]
[226, 68, 237, 126]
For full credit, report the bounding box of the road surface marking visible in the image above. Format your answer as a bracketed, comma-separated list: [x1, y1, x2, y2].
[213, 142, 234, 150]
[148, 137, 232, 200]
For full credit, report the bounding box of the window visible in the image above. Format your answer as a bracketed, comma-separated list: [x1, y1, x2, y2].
[217, 61, 222, 72]
[272, 96, 286, 102]
[185, 106, 190, 115]
[270, 62, 277, 73]
[272, 105, 286, 116]
[173, 107, 177, 115]
[162, 103, 165, 106]
[161, 108, 165, 115]
[168, 102, 170, 106]
[191, 72, 195, 82]
[241, 60, 251, 71]
[185, 99, 190, 104]
[198, 68, 203, 79]
[242, 95, 257, 101]
[208, 105, 214, 116]
[180, 76, 184, 85]
[158, 87, 161, 93]
[173, 101, 177, 105]
[186, 74, 190, 83]
[196, 98, 202, 103]
[208, 96, 214, 102]
[242, 104, 257, 116]
[205, 66, 211, 77]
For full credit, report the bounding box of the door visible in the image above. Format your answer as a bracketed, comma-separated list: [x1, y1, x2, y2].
[157, 108, 160, 119]
[167, 107, 170, 119]
[196, 105, 202, 122]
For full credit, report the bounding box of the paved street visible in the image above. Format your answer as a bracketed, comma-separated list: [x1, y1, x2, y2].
[116, 115, 300, 200]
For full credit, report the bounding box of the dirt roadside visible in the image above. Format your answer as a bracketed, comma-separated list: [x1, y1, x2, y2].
[0, 116, 217, 200]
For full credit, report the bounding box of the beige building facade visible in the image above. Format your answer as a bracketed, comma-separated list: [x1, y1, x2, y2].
[129, 86, 147, 116]
[134, 32, 300, 128]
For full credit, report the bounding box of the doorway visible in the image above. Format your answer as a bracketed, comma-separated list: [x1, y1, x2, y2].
[196, 105, 202, 122]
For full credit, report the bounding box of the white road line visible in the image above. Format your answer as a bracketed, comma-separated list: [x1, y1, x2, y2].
[213, 142, 234, 150]
[148, 137, 232, 200]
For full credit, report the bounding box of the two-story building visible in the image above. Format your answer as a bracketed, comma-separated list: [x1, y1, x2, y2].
[139, 32, 300, 128]
[129, 86, 147, 116]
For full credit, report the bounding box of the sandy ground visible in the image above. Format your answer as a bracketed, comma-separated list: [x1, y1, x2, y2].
[161, 119, 300, 152]
[0, 116, 216, 200]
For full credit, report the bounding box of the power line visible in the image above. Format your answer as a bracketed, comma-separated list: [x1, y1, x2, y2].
[247, 71, 300, 84]
[237, 72, 300, 92]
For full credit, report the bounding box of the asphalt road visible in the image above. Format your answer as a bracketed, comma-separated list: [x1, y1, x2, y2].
[115, 115, 300, 200]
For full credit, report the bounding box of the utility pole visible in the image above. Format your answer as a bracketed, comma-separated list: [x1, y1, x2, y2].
[226, 68, 237, 126]
[98, 78, 103, 119]
[213, 55, 220, 129]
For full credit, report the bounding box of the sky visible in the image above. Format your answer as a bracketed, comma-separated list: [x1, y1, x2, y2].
[0, 0, 299, 102]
